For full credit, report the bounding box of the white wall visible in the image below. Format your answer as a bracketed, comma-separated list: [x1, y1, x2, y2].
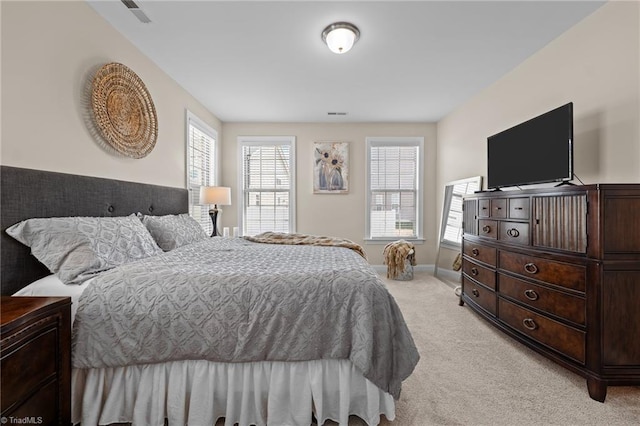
[2, 1, 637, 269]
[221, 122, 437, 266]
[438, 1, 639, 189]
[435, 1, 640, 271]
[0, 1, 220, 188]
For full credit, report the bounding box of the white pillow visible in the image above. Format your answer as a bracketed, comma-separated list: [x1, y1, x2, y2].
[6, 214, 162, 284]
[13, 275, 90, 325]
[141, 213, 208, 251]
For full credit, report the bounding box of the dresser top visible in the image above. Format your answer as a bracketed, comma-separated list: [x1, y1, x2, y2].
[467, 183, 640, 199]
[1, 296, 70, 333]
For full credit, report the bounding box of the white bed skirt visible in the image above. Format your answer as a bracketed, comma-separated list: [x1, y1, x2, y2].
[72, 359, 395, 426]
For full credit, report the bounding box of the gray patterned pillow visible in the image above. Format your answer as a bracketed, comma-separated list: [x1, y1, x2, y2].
[6, 214, 162, 284]
[141, 213, 207, 251]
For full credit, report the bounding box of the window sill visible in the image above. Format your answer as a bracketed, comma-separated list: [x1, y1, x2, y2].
[364, 238, 425, 245]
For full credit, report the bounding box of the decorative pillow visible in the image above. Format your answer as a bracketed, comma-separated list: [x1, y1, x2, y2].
[141, 213, 207, 251]
[5, 214, 162, 284]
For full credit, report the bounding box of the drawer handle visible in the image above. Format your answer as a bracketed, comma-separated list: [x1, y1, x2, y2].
[506, 228, 520, 238]
[482, 225, 492, 233]
[482, 207, 488, 210]
[471, 267, 479, 276]
[524, 263, 539, 274]
[471, 248, 480, 256]
[523, 318, 537, 331]
[495, 207, 502, 210]
[472, 288, 480, 297]
[524, 289, 539, 301]
[514, 207, 523, 210]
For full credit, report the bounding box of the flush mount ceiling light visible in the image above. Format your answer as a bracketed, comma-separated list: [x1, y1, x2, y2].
[321, 22, 360, 54]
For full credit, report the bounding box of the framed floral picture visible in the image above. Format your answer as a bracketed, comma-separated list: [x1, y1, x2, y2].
[313, 142, 349, 194]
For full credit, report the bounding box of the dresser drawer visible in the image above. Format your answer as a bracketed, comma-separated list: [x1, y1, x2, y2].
[1, 327, 57, 412]
[463, 241, 497, 267]
[509, 198, 530, 219]
[463, 260, 496, 290]
[1, 297, 71, 424]
[498, 274, 585, 326]
[491, 199, 507, 218]
[499, 298, 585, 364]
[478, 199, 490, 218]
[499, 221, 530, 246]
[478, 220, 498, 239]
[463, 275, 496, 316]
[499, 251, 585, 292]
[8, 379, 57, 424]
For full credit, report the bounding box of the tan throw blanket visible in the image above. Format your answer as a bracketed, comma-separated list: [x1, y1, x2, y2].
[383, 240, 416, 279]
[244, 232, 367, 260]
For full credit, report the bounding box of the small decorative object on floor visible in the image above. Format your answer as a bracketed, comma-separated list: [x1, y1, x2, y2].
[383, 240, 416, 280]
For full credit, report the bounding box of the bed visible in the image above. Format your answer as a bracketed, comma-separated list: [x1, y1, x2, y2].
[0, 166, 420, 426]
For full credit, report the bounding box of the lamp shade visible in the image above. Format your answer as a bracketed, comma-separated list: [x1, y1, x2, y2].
[322, 22, 360, 54]
[199, 186, 231, 206]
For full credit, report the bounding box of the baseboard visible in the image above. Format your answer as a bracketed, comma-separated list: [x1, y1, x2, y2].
[371, 264, 432, 273]
[373, 264, 461, 289]
[371, 265, 424, 272]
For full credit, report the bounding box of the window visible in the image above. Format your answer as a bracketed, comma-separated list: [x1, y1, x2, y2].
[238, 136, 296, 236]
[186, 111, 217, 234]
[366, 137, 424, 241]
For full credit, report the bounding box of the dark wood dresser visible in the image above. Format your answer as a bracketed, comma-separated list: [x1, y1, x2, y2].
[460, 184, 640, 402]
[1, 296, 71, 425]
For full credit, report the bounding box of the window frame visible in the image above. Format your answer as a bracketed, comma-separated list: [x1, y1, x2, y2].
[185, 110, 218, 234]
[237, 136, 296, 236]
[365, 136, 424, 244]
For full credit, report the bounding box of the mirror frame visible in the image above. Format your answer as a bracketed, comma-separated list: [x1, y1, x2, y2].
[434, 175, 483, 278]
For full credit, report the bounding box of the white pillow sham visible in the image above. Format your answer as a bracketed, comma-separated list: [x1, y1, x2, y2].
[6, 214, 162, 284]
[141, 213, 208, 251]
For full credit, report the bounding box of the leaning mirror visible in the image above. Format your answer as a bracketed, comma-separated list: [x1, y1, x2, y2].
[434, 176, 483, 283]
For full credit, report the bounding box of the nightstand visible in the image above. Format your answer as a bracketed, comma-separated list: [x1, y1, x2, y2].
[1, 296, 71, 425]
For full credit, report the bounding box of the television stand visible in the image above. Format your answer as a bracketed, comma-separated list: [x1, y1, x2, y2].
[474, 188, 502, 193]
[555, 181, 576, 187]
[460, 184, 640, 402]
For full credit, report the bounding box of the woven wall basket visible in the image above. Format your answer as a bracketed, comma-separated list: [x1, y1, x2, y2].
[91, 62, 158, 159]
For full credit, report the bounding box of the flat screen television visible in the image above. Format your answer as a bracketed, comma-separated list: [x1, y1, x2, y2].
[487, 102, 573, 189]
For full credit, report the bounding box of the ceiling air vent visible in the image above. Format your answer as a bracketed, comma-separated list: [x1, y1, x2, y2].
[327, 112, 348, 116]
[121, 0, 151, 24]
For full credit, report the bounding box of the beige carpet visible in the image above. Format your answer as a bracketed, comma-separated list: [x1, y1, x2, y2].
[343, 271, 639, 426]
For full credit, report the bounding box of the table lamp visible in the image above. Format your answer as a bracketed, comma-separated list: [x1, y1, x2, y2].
[199, 186, 231, 237]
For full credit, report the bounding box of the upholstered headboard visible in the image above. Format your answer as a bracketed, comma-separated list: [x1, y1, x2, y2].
[0, 166, 189, 295]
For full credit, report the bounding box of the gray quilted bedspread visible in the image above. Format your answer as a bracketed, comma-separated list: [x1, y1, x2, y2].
[72, 237, 420, 399]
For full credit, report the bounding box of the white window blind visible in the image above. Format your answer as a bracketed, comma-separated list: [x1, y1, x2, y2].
[186, 111, 217, 235]
[367, 137, 423, 240]
[238, 137, 295, 236]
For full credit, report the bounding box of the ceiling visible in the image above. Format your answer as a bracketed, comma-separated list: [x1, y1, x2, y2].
[87, 0, 605, 123]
